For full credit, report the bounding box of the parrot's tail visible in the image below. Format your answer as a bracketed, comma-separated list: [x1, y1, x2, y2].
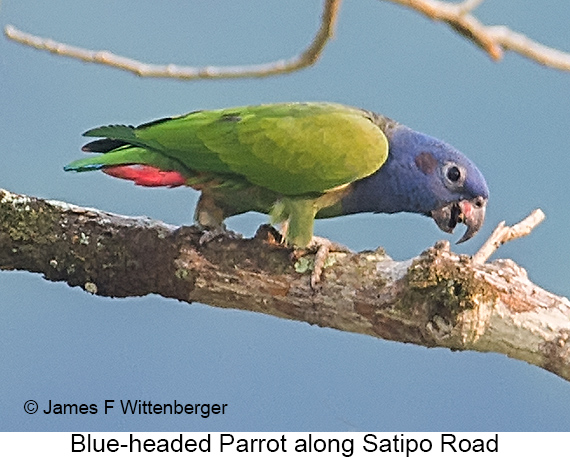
[64, 143, 188, 188]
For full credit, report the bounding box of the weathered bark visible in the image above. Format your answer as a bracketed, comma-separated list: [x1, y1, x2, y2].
[1, 188, 569, 381]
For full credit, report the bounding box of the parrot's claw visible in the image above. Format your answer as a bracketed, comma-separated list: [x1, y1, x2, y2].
[293, 236, 352, 289]
[198, 224, 242, 245]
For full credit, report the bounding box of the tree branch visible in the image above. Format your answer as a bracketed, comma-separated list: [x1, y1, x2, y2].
[388, 0, 570, 70]
[3, 0, 340, 80]
[4, 0, 570, 79]
[2, 187, 569, 382]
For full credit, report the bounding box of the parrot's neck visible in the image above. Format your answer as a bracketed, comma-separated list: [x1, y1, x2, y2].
[341, 125, 438, 217]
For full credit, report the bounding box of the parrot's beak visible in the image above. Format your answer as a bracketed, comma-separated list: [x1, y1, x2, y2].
[431, 196, 487, 244]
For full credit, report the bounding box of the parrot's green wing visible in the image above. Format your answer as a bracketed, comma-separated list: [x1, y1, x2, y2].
[77, 103, 389, 196]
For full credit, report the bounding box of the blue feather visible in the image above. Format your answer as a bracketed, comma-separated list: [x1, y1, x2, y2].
[342, 125, 488, 216]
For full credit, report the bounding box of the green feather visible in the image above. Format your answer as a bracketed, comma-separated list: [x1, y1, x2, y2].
[64, 146, 188, 174]
[65, 102, 390, 247]
[131, 103, 388, 195]
[83, 124, 137, 140]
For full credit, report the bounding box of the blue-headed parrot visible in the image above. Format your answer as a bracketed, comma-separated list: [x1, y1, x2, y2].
[65, 102, 488, 251]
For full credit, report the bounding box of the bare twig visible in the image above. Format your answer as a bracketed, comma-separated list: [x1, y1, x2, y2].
[3, 0, 341, 80]
[4, 0, 570, 79]
[388, 0, 570, 71]
[472, 208, 546, 264]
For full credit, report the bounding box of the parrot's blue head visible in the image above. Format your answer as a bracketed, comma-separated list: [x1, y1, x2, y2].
[343, 123, 489, 243]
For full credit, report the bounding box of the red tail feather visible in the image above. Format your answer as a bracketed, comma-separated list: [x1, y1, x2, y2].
[103, 165, 186, 187]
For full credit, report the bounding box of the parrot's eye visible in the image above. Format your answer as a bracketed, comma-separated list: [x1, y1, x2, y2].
[447, 166, 461, 182]
[442, 162, 466, 188]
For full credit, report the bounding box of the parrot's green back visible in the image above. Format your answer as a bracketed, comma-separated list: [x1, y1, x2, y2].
[66, 103, 390, 246]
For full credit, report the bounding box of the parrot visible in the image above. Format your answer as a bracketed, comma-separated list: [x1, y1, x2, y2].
[65, 102, 488, 261]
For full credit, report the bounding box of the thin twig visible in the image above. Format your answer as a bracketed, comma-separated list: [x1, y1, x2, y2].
[5, 0, 570, 79]
[472, 209, 546, 264]
[457, 0, 486, 14]
[3, 0, 341, 80]
[488, 26, 570, 71]
[388, 0, 570, 70]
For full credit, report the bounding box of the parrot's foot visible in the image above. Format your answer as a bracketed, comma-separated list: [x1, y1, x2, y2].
[197, 224, 242, 245]
[294, 236, 352, 289]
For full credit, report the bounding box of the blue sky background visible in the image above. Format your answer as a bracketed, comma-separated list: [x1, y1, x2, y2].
[1, 0, 569, 431]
